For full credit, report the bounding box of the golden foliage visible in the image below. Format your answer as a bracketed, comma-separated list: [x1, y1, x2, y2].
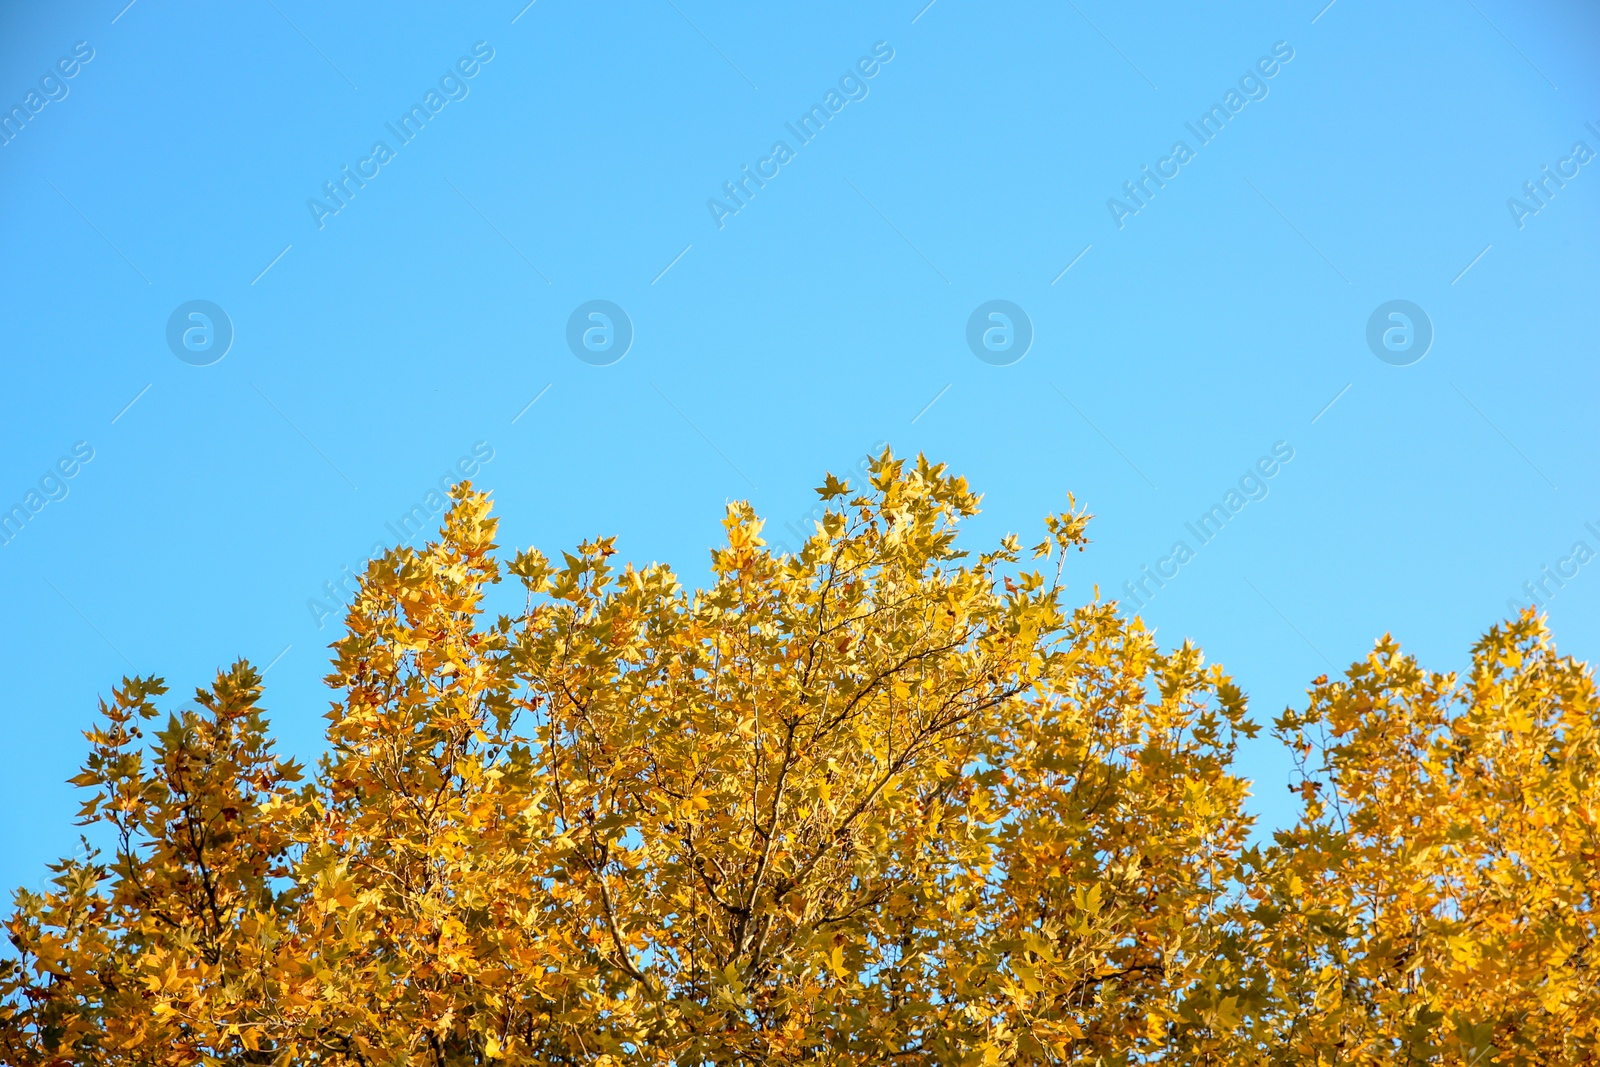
[2, 451, 1594, 1065]
[1259, 615, 1600, 1065]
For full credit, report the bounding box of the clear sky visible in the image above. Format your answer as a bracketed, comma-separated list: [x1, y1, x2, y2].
[2, 0, 1597, 892]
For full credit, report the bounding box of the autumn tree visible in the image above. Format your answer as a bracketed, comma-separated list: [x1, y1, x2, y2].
[1252, 612, 1600, 1065]
[3, 450, 1595, 1066]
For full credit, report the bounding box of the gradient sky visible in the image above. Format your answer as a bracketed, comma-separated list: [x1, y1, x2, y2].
[2, 0, 1597, 893]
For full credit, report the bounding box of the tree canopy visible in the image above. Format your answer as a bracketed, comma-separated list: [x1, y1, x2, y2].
[4, 451, 1596, 1065]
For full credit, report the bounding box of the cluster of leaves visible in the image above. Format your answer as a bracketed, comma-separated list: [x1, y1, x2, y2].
[2, 451, 1595, 1065]
[1255, 614, 1600, 1064]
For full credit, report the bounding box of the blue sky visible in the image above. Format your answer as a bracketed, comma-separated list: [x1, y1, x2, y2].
[2, 0, 1597, 891]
